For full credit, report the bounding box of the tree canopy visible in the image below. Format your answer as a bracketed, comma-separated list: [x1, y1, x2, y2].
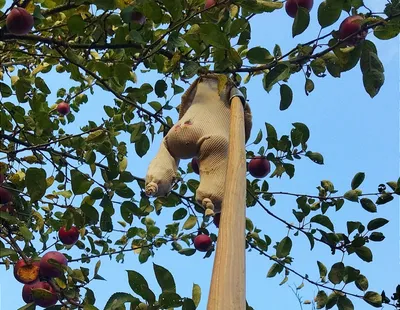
[0, 0, 399, 309]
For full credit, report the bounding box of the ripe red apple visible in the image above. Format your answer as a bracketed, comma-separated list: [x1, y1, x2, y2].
[39, 251, 68, 278]
[58, 226, 79, 245]
[0, 186, 12, 204]
[339, 15, 366, 44]
[14, 259, 40, 284]
[131, 11, 146, 25]
[22, 281, 37, 303]
[248, 156, 271, 178]
[194, 234, 212, 252]
[204, 0, 216, 9]
[191, 158, 200, 174]
[6, 8, 34, 35]
[285, 0, 314, 18]
[213, 213, 220, 228]
[56, 102, 70, 116]
[30, 281, 58, 307]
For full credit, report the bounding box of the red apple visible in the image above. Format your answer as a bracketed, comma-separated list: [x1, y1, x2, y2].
[213, 213, 220, 228]
[131, 11, 146, 25]
[58, 226, 79, 245]
[30, 281, 58, 307]
[339, 15, 366, 44]
[6, 8, 34, 35]
[204, 0, 216, 9]
[0, 203, 15, 215]
[194, 234, 212, 252]
[39, 251, 68, 278]
[22, 281, 37, 303]
[14, 259, 40, 284]
[56, 102, 70, 116]
[248, 156, 271, 178]
[191, 158, 200, 174]
[0, 186, 12, 204]
[285, 0, 314, 18]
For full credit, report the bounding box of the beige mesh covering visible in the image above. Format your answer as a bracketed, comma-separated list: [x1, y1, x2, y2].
[145, 74, 252, 212]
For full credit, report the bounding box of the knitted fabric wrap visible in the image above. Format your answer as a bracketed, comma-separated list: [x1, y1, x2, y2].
[145, 74, 252, 212]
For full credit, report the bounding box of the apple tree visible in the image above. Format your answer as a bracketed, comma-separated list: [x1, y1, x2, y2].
[0, 0, 399, 309]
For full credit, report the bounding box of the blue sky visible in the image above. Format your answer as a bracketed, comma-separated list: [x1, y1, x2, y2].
[0, 0, 399, 309]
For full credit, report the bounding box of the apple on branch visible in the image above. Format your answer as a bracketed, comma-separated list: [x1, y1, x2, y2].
[194, 234, 212, 252]
[285, 0, 314, 18]
[39, 251, 68, 278]
[57, 102, 70, 116]
[14, 259, 40, 284]
[6, 8, 34, 35]
[248, 156, 271, 178]
[58, 226, 79, 245]
[30, 281, 58, 308]
[204, 0, 216, 9]
[339, 15, 367, 46]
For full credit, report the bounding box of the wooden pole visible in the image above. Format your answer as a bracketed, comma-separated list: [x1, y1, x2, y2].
[207, 95, 247, 310]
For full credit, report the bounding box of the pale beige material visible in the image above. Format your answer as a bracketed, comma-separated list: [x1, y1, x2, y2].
[207, 97, 247, 310]
[145, 74, 252, 212]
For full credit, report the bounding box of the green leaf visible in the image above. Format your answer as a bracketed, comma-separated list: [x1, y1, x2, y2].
[344, 190, 359, 202]
[374, 21, 400, 40]
[279, 84, 293, 111]
[182, 215, 197, 230]
[315, 290, 328, 309]
[192, 284, 201, 307]
[67, 14, 85, 35]
[305, 151, 324, 164]
[347, 221, 361, 235]
[0, 248, 17, 258]
[153, 263, 176, 293]
[363, 291, 382, 307]
[26, 168, 47, 202]
[263, 64, 290, 92]
[360, 198, 377, 213]
[104, 293, 138, 310]
[337, 296, 354, 310]
[0, 0, 5, 10]
[292, 7, 310, 37]
[317, 0, 343, 28]
[328, 262, 345, 285]
[369, 232, 385, 242]
[17, 303, 36, 310]
[317, 261, 327, 279]
[199, 24, 230, 49]
[246, 47, 274, 64]
[367, 218, 389, 231]
[155, 80, 168, 98]
[0, 82, 12, 97]
[310, 214, 334, 231]
[135, 134, 150, 158]
[360, 41, 385, 98]
[376, 193, 394, 205]
[355, 274, 369, 291]
[355, 246, 373, 262]
[253, 129, 263, 145]
[71, 170, 93, 195]
[266, 263, 283, 278]
[173, 208, 188, 220]
[35, 77, 51, 94]
[351, 172, 365, 189]
[159, 292, 182, 308]
[127, 270, 156, 303]
[178, 248, 196, 256]
[276, 236, 292, 258]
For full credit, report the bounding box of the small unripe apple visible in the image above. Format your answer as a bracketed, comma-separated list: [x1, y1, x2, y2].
[6, 8, 34, 35]
[0, 186, 12, 204]
[58, 226, 79, 245]
[339, 15, 366, 44]
[213, 213, 220, 228]
[204, 0, 216, 9]
[30, 281, 58, 307]
[14, 259, 40, 284]
[131, 11, 146, 25]
[56, 102, 70, 116]
[191, 158, 199, 174]
[39, 251, 68, 278]
[248, 156, 271, 178]
[285, 0, 314, 18]
[194, 234, 212, 252]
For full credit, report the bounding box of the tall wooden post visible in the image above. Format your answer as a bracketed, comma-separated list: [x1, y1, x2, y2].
[207, 94, 247, 310]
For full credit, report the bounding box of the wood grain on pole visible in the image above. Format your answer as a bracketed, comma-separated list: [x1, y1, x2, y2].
[207, 96, 247, 310]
